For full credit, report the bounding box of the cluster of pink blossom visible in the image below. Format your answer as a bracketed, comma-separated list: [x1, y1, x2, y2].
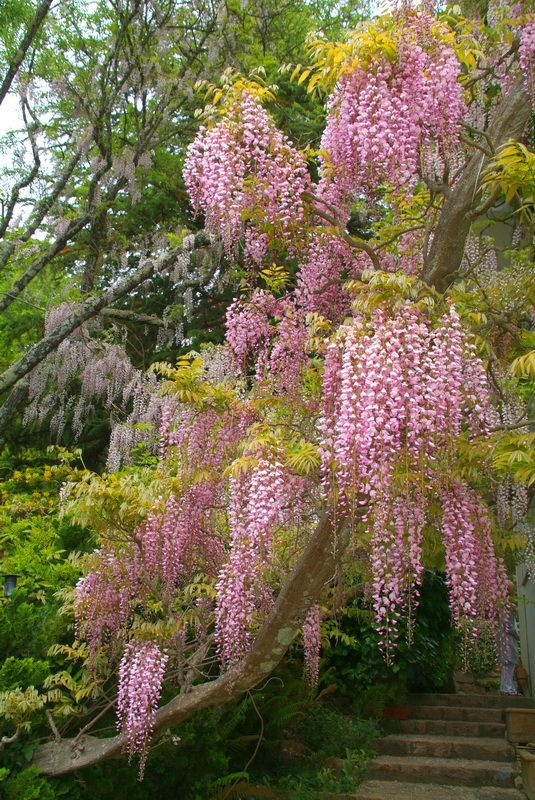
[226, 292, 309, 389]
[136, 488, 224, 598]
[441, 482, 509, 652]
[75, 490, 225, 660]
[318, 10, 466, 210]
[370, 492, 426, 659]
[303, 604, 321, 685]
[117, 640, 168, 776]
[258, 302, 309, 392]
[440, 484, 481, 634]
[215, 458, 292, 665]
[225, 291, 277, 369]
[183, 91, 310, 262]
[380, 228, 425, 277]
[319, 305, 492, 656]
[165, 403, 255, 474]
[295, 233, 359, 319]
[75, 548, 134, 659]
[519, 16, 535, 101]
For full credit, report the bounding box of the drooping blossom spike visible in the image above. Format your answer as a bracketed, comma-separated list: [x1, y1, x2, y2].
[519, 16, 535, 102]
[215, 459, 293, 665]
[303, 604, 321, 686]
[75, 549, 135, 659]
[295, 233, 360, 321]
[183, 91, 310, 262]
[225, 291, 277, 372]
[117, 640, 168, 777]
[319, 9, 466, 210]
[441, 482, 509, 658]
[226, 292, 309, 390]
[75, 486, 228, 662]
[371, 492, 426, 660]
[440, 483, 480, 634]
[319, 303, 495, 659]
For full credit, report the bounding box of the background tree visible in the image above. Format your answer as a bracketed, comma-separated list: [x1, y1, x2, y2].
[0, 0, 367, 460]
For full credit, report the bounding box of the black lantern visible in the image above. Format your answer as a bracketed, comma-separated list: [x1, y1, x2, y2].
[1, 574, 19, 598]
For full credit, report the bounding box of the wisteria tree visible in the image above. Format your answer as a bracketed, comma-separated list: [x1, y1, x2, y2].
[4, 0, 534, 779]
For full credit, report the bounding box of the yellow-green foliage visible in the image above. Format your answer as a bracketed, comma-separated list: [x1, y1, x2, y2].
[281, 8, 472, 97]
[492, 431, 535, 487]
[0, 687, 45, 734]
[193, 67, 277, 123]
[482, 141, 535, 227]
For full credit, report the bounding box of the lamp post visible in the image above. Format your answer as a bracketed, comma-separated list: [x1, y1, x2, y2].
[1, 573, 19, 598]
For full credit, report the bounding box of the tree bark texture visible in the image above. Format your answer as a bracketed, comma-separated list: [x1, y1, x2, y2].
[422, 78, 531, 290]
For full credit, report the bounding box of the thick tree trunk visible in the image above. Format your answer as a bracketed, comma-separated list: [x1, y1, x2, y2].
[33, 512, 348, 775]
[422, 78, 530, 290]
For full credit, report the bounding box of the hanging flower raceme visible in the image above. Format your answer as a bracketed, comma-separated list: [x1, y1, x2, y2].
[75, 549, 135, 661]
[226, 292, 309, 390]
[75, 488, 226, 662]
[370, 491, 426, 660]
[319, 303, 493, 659]
[183, 91, 310, 262]
[441, 482, 509, 657]
[117, 640, 168, 777]
[321, 305, 490, 502]
[215, 458, 293, 665]
[318, 9, 466, 211]
[225, 291, 278, 372]
[135, 490, 224, 599]
[519, 16, 535, 101]
[295, 233, 360, 321]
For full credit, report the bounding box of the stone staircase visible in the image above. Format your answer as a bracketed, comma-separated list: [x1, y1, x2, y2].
[351, 692, 534, 799]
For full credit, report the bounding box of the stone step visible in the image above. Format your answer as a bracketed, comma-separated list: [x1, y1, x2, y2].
[368, 755, 519, 788]
[399, 718, 507, 738]
[377, 733, 515, 762]
[347, 780, 526, 799]
[410, 693, 534, 710]
[411, 705, 504, 723]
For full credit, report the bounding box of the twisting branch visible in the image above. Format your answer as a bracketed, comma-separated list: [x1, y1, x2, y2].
[0, 248, 166, 401]
[466, 187, 502, 222]
[100, 308, 166, 327]
[0, 147, 84, 274]
[46, 710, 61, 743]
[463, 42, 518, 90]
[490, 418, 535, 432]
[0, 104, 41, 238]
[0, 727, 21, 750]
